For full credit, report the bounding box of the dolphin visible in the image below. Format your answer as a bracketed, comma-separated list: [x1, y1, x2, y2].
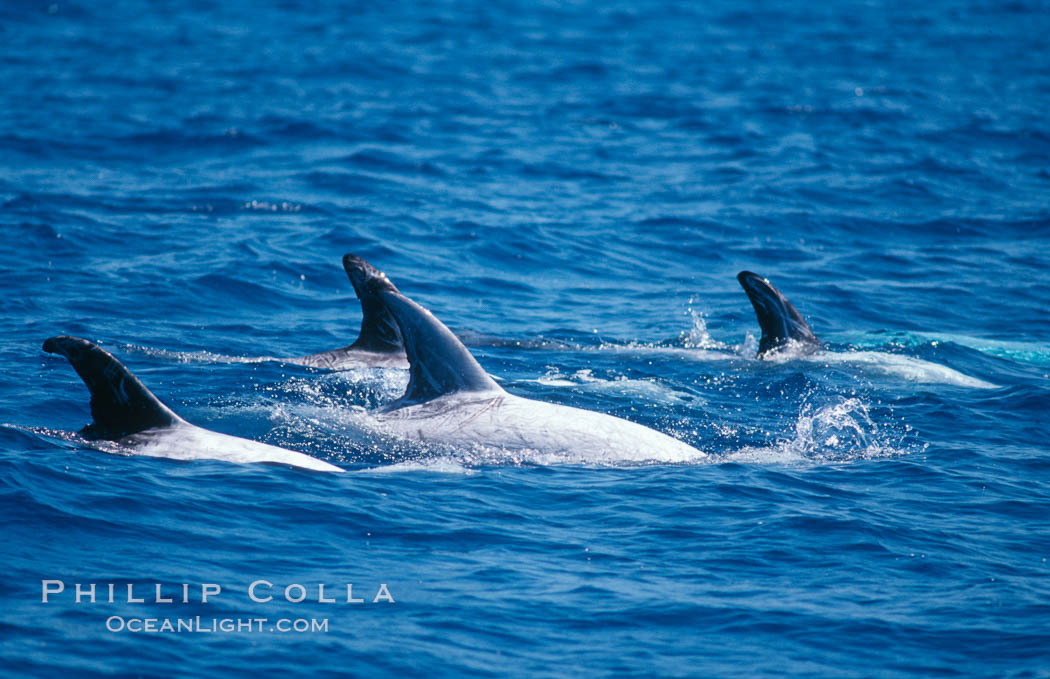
[737, 271, 821, 358]
[734, 271, 997, 387]
[288, 254, 408, 370]
[339, 255, 705, 462]
[43, 336, 343, 472]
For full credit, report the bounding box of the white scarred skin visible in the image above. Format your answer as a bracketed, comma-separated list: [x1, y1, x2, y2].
[375, 390, 705, 464]
[114, 424, 344, 472]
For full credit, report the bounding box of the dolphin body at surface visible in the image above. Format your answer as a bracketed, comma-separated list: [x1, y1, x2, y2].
[734, 271, 996, 387]
[43, 336, 343, 472]
[736, 271, 821, 358]
[288, 254, 409, 370]
[340, 255, 705, 463]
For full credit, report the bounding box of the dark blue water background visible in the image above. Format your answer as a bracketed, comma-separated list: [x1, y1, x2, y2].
[2, 1, 1049, 676]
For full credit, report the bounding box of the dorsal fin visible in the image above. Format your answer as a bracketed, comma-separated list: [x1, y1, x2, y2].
[343, 254, 403, 353]
[346, 262, 499, 407]
[736, 271, 820, 357]
[43, 336, 182, 439]
[294, 255, 404, 368]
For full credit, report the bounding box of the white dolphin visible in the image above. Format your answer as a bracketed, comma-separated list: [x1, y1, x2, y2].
[342, 256, 705, 463]
[43, 336, 343, 472]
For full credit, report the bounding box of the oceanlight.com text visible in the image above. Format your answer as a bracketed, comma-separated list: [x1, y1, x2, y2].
[105, 616, 330, 633]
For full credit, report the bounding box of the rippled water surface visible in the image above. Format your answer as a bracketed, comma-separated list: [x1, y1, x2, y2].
[2, 1, 1049, 677]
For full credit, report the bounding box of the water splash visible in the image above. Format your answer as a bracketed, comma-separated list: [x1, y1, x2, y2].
[681, 305, 723, 350]
[783, 398, 886, 460]
[739, 332, 759, 358]
[726, 397, 911, 465]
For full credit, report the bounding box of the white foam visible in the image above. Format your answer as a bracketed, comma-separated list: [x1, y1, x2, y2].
[359, 458, 472, 474]
[122, 343, 273, 364]
[430, 441, 709, 468]
[595, 343, 740, 362]
[529, 368, 698, 404]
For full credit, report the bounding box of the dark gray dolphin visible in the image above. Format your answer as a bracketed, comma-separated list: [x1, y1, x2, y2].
[736, 271, 820, 358]
[292, 254, 407, 369]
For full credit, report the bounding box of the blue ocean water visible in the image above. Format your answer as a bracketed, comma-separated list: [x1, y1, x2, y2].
[2, 0, 1049, 676]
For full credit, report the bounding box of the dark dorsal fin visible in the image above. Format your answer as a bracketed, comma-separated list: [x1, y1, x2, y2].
[736, 271, 820, 357]
[43, 336, 182, 439]
[348, 263, 499, 407]
[294, 255, 404, 368]
[343, 254, 404, 353]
